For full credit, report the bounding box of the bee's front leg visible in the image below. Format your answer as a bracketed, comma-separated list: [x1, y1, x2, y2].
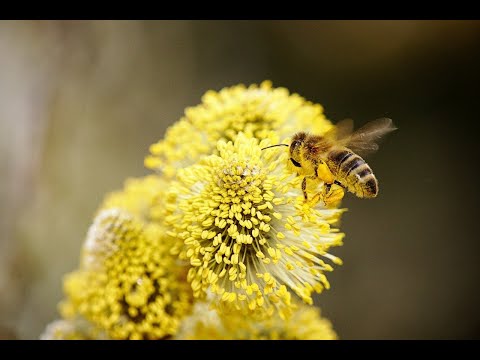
[302, 174, 322, 202]
[302, 177, 308, 201]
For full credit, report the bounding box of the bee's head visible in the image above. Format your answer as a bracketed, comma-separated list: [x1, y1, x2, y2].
[289, 132, 308, 167]
[290, 132, 307, 153]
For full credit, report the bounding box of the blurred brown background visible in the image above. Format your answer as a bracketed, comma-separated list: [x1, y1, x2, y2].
[0, 20, 479, 339]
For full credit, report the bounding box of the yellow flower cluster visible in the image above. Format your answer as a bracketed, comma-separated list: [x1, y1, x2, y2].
[145, 81, 334, 179]
[176, 300, 338, 340]
[166, 133, 344, 319]
[99, 175, 168, 223]
[44, 82, 346, 340]
[58, 177, 193, 340]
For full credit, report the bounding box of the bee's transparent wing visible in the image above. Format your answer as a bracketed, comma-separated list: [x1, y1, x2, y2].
[324, 118, 354, 141]
[338, 118, 397, 157]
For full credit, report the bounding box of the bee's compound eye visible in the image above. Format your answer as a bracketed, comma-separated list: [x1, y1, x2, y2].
[291, 140, 300, 150]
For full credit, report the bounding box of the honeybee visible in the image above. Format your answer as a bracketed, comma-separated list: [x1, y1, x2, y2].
[263, 118, 396, 207]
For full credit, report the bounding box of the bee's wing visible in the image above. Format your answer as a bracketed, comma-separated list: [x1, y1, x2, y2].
[324, 118, 354, 141]
[338, 118, 397, 157]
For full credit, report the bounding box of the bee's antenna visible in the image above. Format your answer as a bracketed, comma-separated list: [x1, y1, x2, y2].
[261, 144, 289, 150]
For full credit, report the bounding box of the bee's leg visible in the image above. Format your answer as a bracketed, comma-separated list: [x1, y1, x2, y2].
[303, 163, 332, 206]
[308, 185, 344, 208]
[303, 175, 322, 202]
[306, 185, 342, 207]
[307, 192, 324, 207]
[302, 177, 308, 201]
[325, 182, 332, 193]
[323, 184, 345, 207]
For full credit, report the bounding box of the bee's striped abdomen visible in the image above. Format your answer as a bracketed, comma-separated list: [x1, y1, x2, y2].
[328, 149, 378, 198]
[327, 149, 353, 173]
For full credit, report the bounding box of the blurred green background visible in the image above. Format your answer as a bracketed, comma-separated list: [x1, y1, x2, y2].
[1, 20, 479, 339]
